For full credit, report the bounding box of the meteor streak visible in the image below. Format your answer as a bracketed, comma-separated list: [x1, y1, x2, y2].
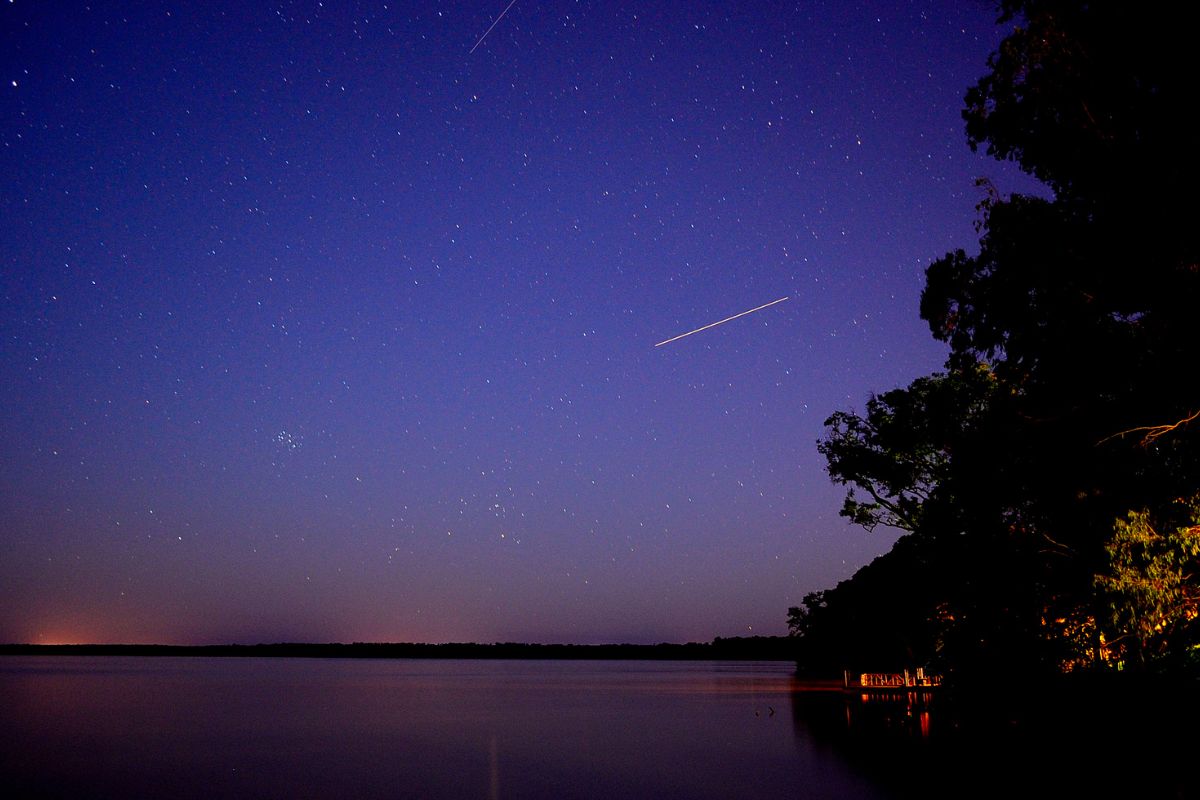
[470, 0, 519, 54]
[654, 296, 789, 348]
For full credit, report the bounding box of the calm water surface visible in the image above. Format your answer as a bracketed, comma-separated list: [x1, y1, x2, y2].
[0, 657, 895, 799]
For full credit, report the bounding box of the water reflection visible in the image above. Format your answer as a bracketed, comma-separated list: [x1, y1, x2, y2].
[488, 732, 500, 800]
[1, 657, 886, 800]
[787, 672, 1199, 799]
[785, 678, 953, 799]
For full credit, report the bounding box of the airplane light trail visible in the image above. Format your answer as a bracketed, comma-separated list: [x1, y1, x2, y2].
[654, 296, 790, 347]
[470, 0, 519, 54]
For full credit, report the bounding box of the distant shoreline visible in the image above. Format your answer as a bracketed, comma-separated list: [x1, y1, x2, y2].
[0, 636, 798, 661]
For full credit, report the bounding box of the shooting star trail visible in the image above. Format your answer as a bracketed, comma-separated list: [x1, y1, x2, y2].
[654, 296, 790, 348]
[470, 0, 518, 54]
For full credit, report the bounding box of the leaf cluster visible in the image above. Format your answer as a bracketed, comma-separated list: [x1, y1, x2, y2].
[1096, 496, 1200, 665]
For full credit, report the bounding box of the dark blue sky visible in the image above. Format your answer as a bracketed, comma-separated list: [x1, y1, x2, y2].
[1, 1, 1040, 644]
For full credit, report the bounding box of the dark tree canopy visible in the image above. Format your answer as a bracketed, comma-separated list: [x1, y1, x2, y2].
[801, 0, 1200, 681]
[819, 366, 998, 534]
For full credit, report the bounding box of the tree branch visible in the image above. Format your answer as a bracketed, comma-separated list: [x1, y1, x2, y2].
[859, 484, 918, 532]
[1097, 408, 1200, 447]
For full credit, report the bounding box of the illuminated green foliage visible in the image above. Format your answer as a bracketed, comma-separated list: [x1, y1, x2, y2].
[1097, 497, 1200, 665]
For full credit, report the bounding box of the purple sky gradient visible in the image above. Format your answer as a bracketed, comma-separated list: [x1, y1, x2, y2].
[0, 0, 1042, 644]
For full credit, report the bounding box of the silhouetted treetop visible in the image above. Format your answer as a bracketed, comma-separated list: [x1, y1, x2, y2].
[965, 1, 1197, 209]
[806, 0, 1200, 682]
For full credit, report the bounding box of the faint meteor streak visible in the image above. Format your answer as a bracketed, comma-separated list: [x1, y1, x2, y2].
[470, 0, 519, 54]
[654, 296, 790, 348]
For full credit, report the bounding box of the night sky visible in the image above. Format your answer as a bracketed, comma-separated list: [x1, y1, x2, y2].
[1, 1, 1041, 645]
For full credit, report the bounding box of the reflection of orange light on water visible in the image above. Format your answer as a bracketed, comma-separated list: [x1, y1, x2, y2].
[919, 710, 931, 738]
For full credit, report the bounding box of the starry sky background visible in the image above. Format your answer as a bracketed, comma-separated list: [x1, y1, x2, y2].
[1, 0, 1042, 645]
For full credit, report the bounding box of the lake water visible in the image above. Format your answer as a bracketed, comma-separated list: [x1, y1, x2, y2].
[1, 657, 897, 799]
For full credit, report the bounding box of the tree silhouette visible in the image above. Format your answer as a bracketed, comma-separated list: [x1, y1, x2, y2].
[801, 1, 1200, 679]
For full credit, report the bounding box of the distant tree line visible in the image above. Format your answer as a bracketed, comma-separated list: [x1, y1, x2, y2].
[0, 636, 797, 661]
[793, 0, 1200, 685]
